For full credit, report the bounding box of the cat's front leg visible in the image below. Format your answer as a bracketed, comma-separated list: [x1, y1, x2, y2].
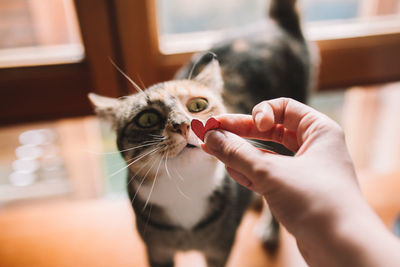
[146, 246, 174, 267]
[254, 202, 280, 253]
[203, 246, 231, 267]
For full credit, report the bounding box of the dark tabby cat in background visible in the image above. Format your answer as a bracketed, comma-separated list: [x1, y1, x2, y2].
[89, 0, 317, 266]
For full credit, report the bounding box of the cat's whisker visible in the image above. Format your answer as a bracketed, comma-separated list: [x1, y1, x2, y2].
[125, 145, 161, 163]
[163, 151, 172, 180]
[108, 146, 161, 178]
[147, 138, 165, 143]
[120, 141, 163, 152]
[143, 203, 153, 235]
[148, 134, 166, 139]
[85, 140, 162, 155]
[173, 180, 191, 200]
[131, 156, 159, 204]
[143, 156, 164, 211]
[147, 136, 166, 143]
[109, 58, 145, 94]
[106, 157, 136, 172]
[135, 74, 147, 92]
[91, 150, 143, 175]
[167, 164, 191, 200]
[149, 137, 165, 140]
[127, 158, 152, 185]
[172, 166, 185, 182]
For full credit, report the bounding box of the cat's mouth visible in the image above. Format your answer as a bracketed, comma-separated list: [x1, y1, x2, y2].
[173, 142, 199, 158]
[185, 143, 197, 149]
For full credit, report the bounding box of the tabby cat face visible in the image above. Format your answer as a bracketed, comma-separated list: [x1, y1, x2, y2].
[89, 60, 226, 176]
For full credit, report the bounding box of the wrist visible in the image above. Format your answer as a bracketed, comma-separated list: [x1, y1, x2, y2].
[295, 197, 400, 267]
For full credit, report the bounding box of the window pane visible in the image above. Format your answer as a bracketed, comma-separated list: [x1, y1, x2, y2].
[157, 0, 400, 53]
[303, 0, 361, 21]
[0, 0, 84, 68]
[157, 0, 266, 35]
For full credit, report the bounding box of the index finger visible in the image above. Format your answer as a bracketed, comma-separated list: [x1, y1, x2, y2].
[214, 114, 300, 152]
[216, 98, 339, 153]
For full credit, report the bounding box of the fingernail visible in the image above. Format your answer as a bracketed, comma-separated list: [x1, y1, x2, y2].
[254, 112, 264, 129]
[204, 130, 225, 152]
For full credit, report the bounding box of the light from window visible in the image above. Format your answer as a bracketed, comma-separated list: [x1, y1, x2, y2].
[0, 0, 84, 68]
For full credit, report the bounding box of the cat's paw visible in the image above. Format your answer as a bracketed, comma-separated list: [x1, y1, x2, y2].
[253, 220, 280, 254]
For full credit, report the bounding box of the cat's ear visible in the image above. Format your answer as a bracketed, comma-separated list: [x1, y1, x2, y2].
[194, 59, 224, 92]
[88, 93, 120, 127]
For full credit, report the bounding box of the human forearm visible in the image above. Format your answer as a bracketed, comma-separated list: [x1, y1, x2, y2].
[295, 199, 400, 267]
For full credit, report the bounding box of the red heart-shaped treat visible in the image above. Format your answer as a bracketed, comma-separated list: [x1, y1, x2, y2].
[191, 117, 221, 141]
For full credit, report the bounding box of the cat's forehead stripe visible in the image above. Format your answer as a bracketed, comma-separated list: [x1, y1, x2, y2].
[166, 83, 188, 95]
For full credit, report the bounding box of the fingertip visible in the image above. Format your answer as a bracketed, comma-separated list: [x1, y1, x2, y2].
[254, 112, 274, 132]
[254, 112, 266, 131]
[204, 130, 225, 149]
[253, 102, 274, 132]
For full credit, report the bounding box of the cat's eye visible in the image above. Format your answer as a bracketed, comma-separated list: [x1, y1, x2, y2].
[187, 98, 209, 113]
[135, 111, 161, 128]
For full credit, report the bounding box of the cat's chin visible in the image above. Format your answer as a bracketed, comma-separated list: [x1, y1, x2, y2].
[168, 143, 209, 164]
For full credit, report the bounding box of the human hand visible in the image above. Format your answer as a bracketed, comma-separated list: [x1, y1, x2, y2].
[203, 98, 400, 267]
[203, 98, 360, 231]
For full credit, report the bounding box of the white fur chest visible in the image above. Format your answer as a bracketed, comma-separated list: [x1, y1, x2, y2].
[136, 150, 225, 229]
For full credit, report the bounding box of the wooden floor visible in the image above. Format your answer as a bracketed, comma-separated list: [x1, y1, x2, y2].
[0, 198, 308, 267]
[1, 170, 400, 267]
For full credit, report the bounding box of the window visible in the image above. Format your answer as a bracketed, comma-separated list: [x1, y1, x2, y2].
[0, 0, 83, 68]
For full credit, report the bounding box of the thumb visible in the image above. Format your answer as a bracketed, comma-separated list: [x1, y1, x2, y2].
[204, 130, 272, 190]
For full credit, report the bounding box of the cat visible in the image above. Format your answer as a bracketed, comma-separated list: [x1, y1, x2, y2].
[89, 0, 316, 266]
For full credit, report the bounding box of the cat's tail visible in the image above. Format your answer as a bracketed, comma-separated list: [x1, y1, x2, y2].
[269, 0, 304, 40]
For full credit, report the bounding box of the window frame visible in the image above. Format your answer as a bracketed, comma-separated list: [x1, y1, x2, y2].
[0, 0, 121, 125]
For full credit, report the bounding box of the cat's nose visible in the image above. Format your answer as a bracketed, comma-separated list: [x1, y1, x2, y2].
[172, 122, 190, 138]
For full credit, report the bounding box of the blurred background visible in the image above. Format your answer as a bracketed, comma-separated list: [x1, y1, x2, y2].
[0, 0, 399, 266]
